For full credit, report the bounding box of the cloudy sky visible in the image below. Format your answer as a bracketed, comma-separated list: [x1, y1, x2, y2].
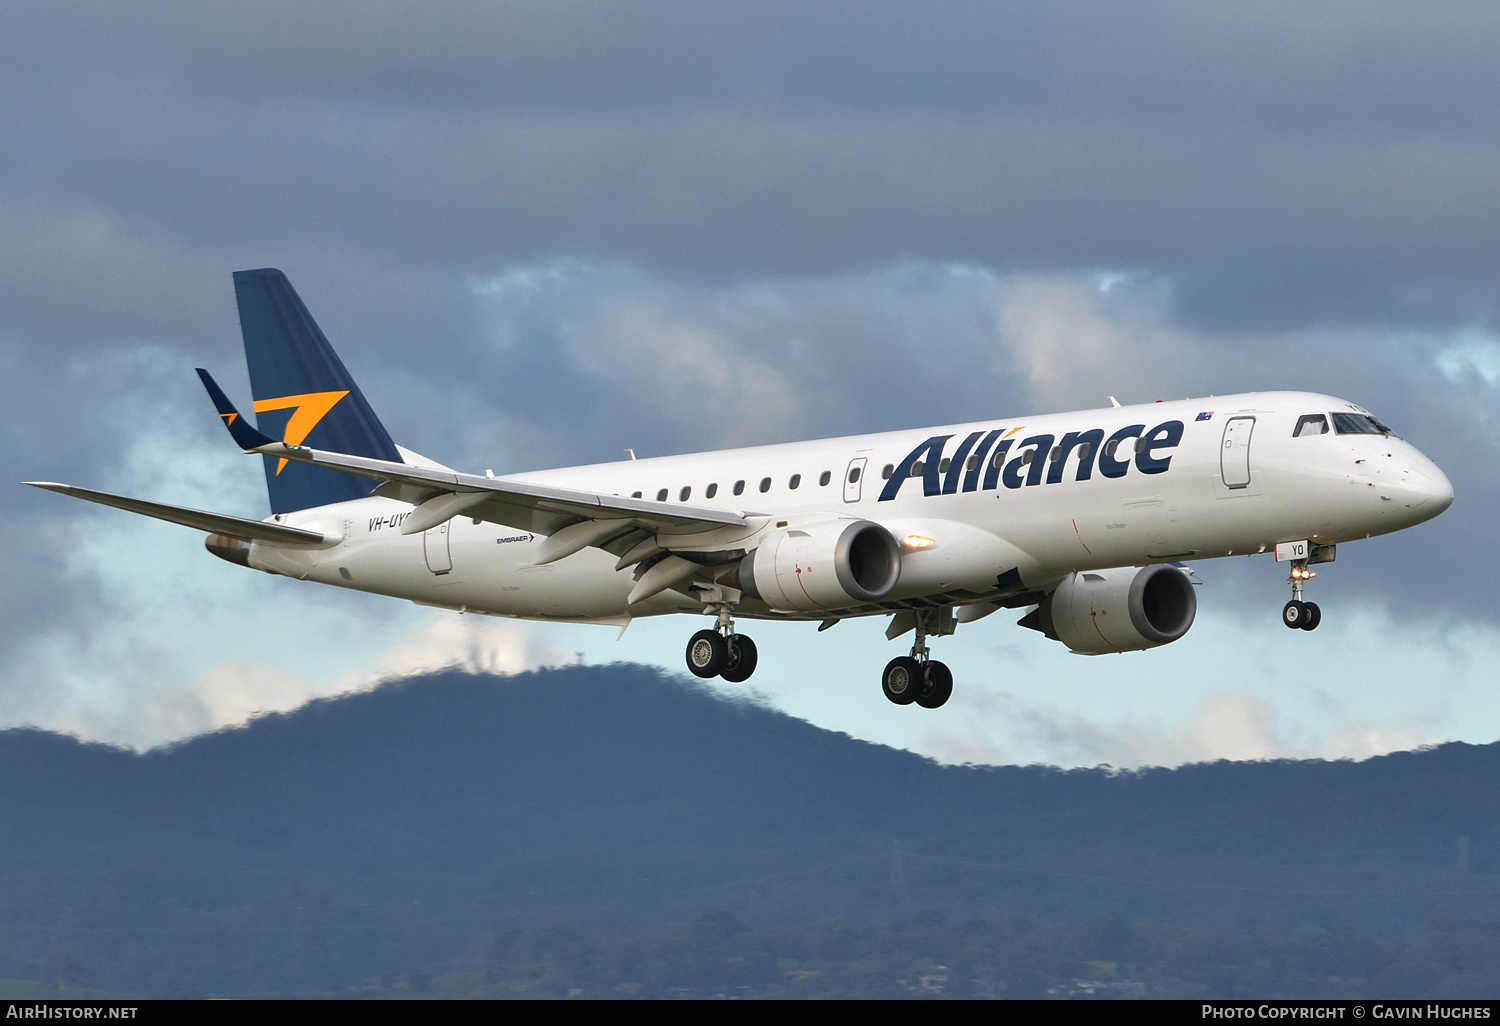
[3, 2, 1498, 765]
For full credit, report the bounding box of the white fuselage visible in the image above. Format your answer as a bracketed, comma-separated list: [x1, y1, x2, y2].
[244, 391, 1453, 625]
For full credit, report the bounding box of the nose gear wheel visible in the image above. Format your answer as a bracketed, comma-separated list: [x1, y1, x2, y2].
[1283, 599, 1321, 631]
[1281, 559, 1322, 631]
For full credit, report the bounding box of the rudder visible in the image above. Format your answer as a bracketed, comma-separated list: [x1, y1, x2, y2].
[233, 268, 402, 514]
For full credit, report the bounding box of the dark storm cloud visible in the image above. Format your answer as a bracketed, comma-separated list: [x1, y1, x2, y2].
[1, 1, 1499, 317]
[9, 94, 1500, 329]
[13, 2, 1499, 133]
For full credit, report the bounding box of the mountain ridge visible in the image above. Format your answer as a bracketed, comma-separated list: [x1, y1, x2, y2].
[1, 663, 1495, 994]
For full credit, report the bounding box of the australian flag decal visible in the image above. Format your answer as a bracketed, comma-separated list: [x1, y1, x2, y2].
[1196, 411, 1214, 421]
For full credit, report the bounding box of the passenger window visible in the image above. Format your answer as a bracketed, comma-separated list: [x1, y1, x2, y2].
[849, 466, 861, 483]
[680, 486, 691, 501]
[910, 461, 924, 477]
[789, 474, 801, 489]
[706, 482, 718, 498]
[881, 464, 894, 479]
[938, 458, 950, 473]
[1294, 414, 1329, 437]
[631, 491, 642, 498]
[759, 477, 771, 493]
[1048, 446, 1061, 462]
[1104, 439, 1119, 458]
[992, 450, 1005, 468]
[819, 470, 831, 486]
[1077, 442, 1092, 460]
[966, 454, 978, 471]
[733, 480, 745, 496]
[1020, 449, 1033, 465]
[656, 488, 668, 501]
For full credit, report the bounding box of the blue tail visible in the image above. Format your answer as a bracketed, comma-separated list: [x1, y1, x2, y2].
[232, 268, 403, 514]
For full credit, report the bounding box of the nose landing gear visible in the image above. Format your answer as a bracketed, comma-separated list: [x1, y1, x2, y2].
[882, 610, 954, 709]
[1281, 560, 1321, 631]
[685, 605, 759, 682]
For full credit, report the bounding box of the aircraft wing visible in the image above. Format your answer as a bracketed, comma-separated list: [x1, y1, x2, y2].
[197, 369, 749, 542]
[23, 482, 328, 545]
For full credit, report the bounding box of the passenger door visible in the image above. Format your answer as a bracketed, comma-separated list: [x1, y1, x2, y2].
[1221, 416, 1255, 489]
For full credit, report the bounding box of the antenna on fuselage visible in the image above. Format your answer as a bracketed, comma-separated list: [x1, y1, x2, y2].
[1107, 396, 1121, 408]
[625, 448, 637, 460]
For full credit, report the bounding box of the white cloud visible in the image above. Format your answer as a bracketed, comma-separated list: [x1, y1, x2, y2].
[357, 612, 579, 681]
[39, 612, 579, 751]
[1000, 689, 1435, 770]
[1434, 332, 1500, 388]
[579, 303, 807, 448]
[998, 275, 1203, 412]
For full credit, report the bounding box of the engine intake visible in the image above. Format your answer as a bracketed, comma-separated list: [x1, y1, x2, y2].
[1025, 564, 1196, 654]
[728, 520, 901, 611]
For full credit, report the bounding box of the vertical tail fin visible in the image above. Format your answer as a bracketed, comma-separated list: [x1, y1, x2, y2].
[233, 268, 403, 514]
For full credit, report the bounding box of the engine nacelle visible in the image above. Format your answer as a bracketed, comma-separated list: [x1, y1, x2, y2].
[1028, 564, 1196, 654]
[731, 519, 901, 611]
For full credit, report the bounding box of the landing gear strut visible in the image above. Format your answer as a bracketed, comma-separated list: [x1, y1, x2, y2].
[882, 610, 953, 709]
[685, 605, 758, 682]
[1282, 559, 1321, 631]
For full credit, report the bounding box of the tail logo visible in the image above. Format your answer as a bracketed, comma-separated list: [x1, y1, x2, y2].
[252, 390, 350, 474]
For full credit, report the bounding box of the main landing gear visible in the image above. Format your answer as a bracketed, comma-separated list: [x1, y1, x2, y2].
[1282, 559, 1322, 631]
[685, 606, 759, 683]
[881, 611, 953, 710]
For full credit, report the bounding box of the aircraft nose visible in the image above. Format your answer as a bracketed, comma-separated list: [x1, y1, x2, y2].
[1395, 452, 1454, 520]
[1419, 462, 1455, 515]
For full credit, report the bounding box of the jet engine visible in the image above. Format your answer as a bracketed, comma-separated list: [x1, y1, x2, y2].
[726, 519, 901, 611]
[1022, 564, 1196, 654]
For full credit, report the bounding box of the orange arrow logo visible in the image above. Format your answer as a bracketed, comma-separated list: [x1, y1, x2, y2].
[252, 390, 349, 474]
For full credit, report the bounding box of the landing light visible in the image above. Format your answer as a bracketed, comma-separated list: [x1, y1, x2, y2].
[902, 534, 936, 551]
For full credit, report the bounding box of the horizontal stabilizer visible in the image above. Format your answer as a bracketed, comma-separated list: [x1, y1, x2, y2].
[23, 482, 328, 546]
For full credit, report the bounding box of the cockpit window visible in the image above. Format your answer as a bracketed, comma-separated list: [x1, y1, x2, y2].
[1294, 414, 1329, 437]
[1332, 412, 1393, 436]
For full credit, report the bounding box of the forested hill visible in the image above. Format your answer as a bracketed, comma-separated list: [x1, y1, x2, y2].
[1, 664, 1497, 996]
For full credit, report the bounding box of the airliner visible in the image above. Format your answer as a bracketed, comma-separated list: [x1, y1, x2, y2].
[27, 269, 1454, 709]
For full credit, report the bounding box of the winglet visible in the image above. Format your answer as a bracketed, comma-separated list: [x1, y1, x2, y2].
[197, 368, 277, 450]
